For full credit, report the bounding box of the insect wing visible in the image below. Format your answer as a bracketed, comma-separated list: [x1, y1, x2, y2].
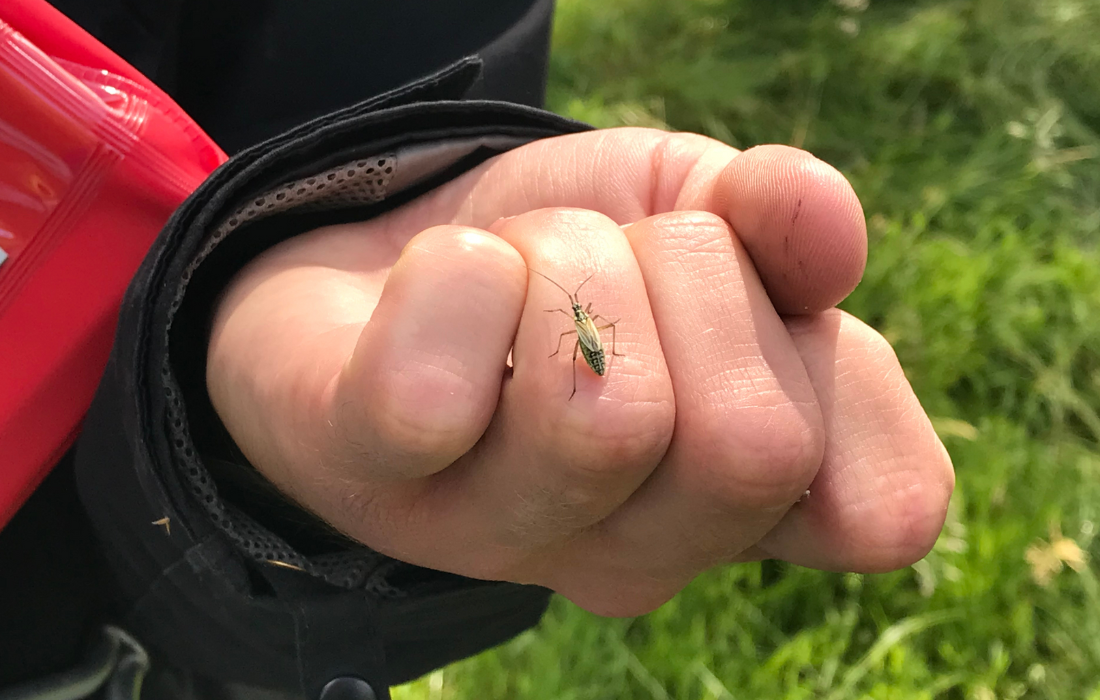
[575, 315, 607, 375]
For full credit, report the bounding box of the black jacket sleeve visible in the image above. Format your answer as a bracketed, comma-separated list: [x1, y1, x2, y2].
[72, 58, 592, 699]
[48, 0, 558, 153]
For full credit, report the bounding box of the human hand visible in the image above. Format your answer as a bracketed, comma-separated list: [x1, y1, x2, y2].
[206, 128, 953, 615]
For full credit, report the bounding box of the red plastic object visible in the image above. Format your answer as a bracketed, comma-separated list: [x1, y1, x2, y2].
[0, 0, 226, 530]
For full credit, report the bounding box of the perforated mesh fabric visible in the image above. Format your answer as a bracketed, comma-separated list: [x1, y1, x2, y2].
[213, 156, 396, 240]
[162, 154, 400, 592]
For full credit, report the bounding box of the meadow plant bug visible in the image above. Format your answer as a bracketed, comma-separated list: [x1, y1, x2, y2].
[529, 269, 624, 400]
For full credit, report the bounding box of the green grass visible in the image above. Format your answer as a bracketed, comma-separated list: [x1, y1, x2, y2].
[394, 1, 1100, 697]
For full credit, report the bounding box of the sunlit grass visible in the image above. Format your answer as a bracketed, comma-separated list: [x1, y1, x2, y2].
[396, 0, 1100, 697]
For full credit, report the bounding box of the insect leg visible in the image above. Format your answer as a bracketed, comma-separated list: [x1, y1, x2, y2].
[591, 316, 625, 357]
[550, 329, 578, 358]
[570, 338, 580, 400]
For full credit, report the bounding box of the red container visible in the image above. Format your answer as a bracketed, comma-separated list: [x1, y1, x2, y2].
[0, 0, 225, 529]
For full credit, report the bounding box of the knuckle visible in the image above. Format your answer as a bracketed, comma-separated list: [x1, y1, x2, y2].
[554, 399, 676, 487]
[853, 473, 955, 572]
[370, 406, 454, 459]
[852, 449, 956, 571]
[493, 401, 674, 550]
[824, 311, 957, 570]
[693, 400, 825, 510]
[368, 363, 486, 469]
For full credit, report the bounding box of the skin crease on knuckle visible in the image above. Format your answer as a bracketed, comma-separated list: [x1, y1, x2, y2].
[864, 477, 951, 572]
[804, 473, 950, 574]
[688, 399, 824, 512]
[367, 353, 486, 461]
[644, 132, 735, 214]
[537, 402, 675, 494]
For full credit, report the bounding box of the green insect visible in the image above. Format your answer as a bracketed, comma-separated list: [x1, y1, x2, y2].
[529, 269, 624, 400]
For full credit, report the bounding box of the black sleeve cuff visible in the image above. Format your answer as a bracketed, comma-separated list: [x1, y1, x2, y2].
[73, 59, 591, 698]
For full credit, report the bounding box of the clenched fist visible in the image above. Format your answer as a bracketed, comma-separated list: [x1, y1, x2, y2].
[207, 129, 954, 616]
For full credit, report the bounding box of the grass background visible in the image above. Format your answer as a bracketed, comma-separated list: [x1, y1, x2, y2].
[395, 0, 1100, 697]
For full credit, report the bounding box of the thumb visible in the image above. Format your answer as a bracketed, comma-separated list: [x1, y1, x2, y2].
[387, 128, 866, 314]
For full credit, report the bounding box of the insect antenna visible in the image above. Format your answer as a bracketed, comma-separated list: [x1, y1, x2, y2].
[572, 273, 596, 299]
[528, 268, 577, 302]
